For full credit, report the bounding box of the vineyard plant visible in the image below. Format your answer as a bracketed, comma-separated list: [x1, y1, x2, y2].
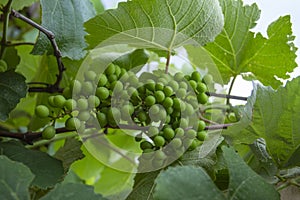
[0, 0, 300, 199]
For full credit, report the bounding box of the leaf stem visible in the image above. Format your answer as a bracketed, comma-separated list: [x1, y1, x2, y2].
[0, 0, 13, 59]
[227, 76, 237, 104]
[10, 9, 66, 93]
[165, 51, 171, 74]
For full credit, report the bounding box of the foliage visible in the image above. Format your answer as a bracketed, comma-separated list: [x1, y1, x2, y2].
[0, 0, 299, 199]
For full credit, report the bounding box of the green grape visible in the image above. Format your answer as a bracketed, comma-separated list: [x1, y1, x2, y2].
[175, 128, 185, 138]
[88, 95, 100, 108]
[62, 87, 72, 99]
[78, 111, 91, 121]
[48, 96, 56, 107]
[98, 74, 108, 87]
[157, 77, 168, 85]
[105, 63, 116, 75]
[128, 75, 139, 86]
[179, 81, 188, 90]
[189, 80, 197, 90]
[65, 117, 81, 130]
[148, 126, 159, 136]
[174, 72, 185, 81]
[176, 88, 186, 99]
[180, 118, 189, 129]
[163, 86, 173, 97]
[42, 126, 56, 140]
[154, 91, 165, 103]
[64, 99, 77, 111]
[114, 65, 121, 77]
[152, 158, 164, 168]
[0, 60, 8, 72]
[191, 71, 201, 82]
[77, 98, 89, 111]
[145, 79, 156, 91]
[84, 70, 97, 81]
[96, 87, 110, 100]
[155, 82, 164, 91]
[153, 135, 165, 147]
[188, 139, 199, 151]
[197, 82, 207, 93]
[184, 75, 191, 81]
[166, 107, 173, 114]
[53, 95, 66, 108]
[82, 81, 94, 95]
[198, 120, 206, 131]
[112, 81, 123, 94]
[186, 129, 197, 139]
[162, 97, 173, 108]
[197, 131, 207, 141]
[71, 80, 82, 95]
[168, 80, 179, 91]
[145, 95, 156, 107]
[179, 100, 186, 111]
[107, 107, 121, 124]
[154, 150, 167, 160]
[120, 104, 134, 120]
[184, 103, 194, 116]
[163, 127, 175, 140]
[173, 98, 181, 110]
[170, 138, 182, 148]
[35, 105, 50, 118]
[203, 74, 213, 84]
[108, 74, 118, 83]
[140, 141, 153, 150]
[137, 110, 148, 122]
[157, 108, 167, 122]
[96, 112, 108, 127]
[197, 93, 209, 104]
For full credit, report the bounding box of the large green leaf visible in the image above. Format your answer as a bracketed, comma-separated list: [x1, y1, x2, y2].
[0, 0, 38, 11]
[32, 0, 96, 60]
[85, 0, 224, 51]
[0, 141, 64, 189]
[201, 0, 297, 87]
[40, 183, 106, 200]
[0, 71, 27, 121]
[222, 147, 280, 200]
[224, 77, 300, 168]
[153, 166, 226, 200]
[0, 155, 34, 200]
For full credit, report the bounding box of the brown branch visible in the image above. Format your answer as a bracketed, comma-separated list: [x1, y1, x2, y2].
[207, 92, 248, 101]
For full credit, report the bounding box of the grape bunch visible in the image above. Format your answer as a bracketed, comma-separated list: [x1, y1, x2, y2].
[34, 63, 213, 168]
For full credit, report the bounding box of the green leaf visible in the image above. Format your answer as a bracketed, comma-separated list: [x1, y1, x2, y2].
[54, 138, 84, 173]
[3, 47, 20, 70]
[0, 141, 64, 189]
[225, 77, 300, 168]
[113, 49, 150, 72]
[203, 0, 297, 88]
[0, 71, 27, 121]
[153, 166, 226, 200]
[90, 0, 104, 14]
[222, 146, 280, 200]
[40, 183, 106, 200]
[127, 171, 160, 200]
[0, 155, 34, 200]
[32, 0, 96, 60]
[85, 0, 224, 51]
[0, 0, 38, 11]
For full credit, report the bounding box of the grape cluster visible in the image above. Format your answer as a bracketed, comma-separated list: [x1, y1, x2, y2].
[34, 63, 212, 168]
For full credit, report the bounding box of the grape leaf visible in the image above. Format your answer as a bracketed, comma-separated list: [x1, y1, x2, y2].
[32, 0, 96, 60]
[54, 138, 84, 173]
[85, 0, 224, 51]
[3, 47, 20, 70]
[127, 171, 160, 200]
[40, 183, 106, 200]
[0, 0, 38, 11]
[90, 0, 104, 14]
[201, 0, 297, 88]
[0, 155, 34, 200]
[153, 166, 226, 200]
[224, 77, 300, 168]
[0, 141, 64, 189]
[0, 71, 27, 121]
[222, 147, 280, 200]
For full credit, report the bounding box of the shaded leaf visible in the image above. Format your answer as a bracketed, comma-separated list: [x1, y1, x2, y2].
[0, 71, 27, 121]
[85, 0, 224, 51]
[32, 0, 96, 60]
[0, 0, 38, 11]
[126, 171, 160, 200]
[40, 183, 106, 200]
[0, 141, 64, 189]
[203, 0, 297, 88]
[222, 146, 280, 200]
[153, 166, 226, 200]
[3, 47, 20, 70]
[0, 155, 34, 200]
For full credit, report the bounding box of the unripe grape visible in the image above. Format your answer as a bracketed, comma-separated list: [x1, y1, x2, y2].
[64, 99, 77, 111]
[155, 82, 164, 91]
[114, 65, 121, 77]
[82, 81, 94, 95]
[149, 104, 160, 116]
[162, 97, 173, 108]
[189, 80, 197, 90]
[163, 127, 175, 140]
[188, 139, 199, 151]
[157, 77, 168, 85]
[53, 95, 66, 108]
[197, 82, 207, 93]
[186, 129, 197, 139]
[174, 72, 185, 81]
[112, 81, 123, 94]
[163, 86, 173, 97]
[137, 111, 148, 122]
[184, 103, 194, 116]
[145, 79, 156, 91]
[71, 80, 82, 95]
[62, 87, 72, 99]
[105, 63, 116, 75]
[35, 105, 50, 118]
[96, 87, 110, 100]
[191, 71, 201, 82]
[198, 120, 206, 131]
[42, 126, 56, 140]
[120, 104, 134, 120]
[84, 70, 97, 81]
[78, 111, 91, 121]
[77, 98, 89, 111]
[145, 95, 156, 107]
[98, 74, 108, 87]
[65, 117, 81, 130]
[140, 141, 153, 150]
[173, 98, 181, 110]
[168, 80, 179, 91]
[203, 74, 213, 84]
[170, 138, 182, 148]
[180, 118, 189, 129]
[148, 126, 159, 137]
[154, 91, 165, 103]
[108, 74, 118, 83]
[107, 107, 121, 123]
[154, 150, 167, 160]
[197, 93, 208, 104]
[176, 88, 186, 98]
[48, 96, 56, 107]
[96, 112, 107, 127]
[153, 135, 165, 147]
[88, 95, 100, 108]
[197, 131, 207, 141]
[175, 128, 185, 138]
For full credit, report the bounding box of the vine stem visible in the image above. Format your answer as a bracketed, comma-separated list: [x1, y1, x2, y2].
[10, 9, 65, 93]
[207, 92, 248, 101]
[0, 0, 13, 59]
[227, 75, 238, 104]
[165, 51, 171, 74]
